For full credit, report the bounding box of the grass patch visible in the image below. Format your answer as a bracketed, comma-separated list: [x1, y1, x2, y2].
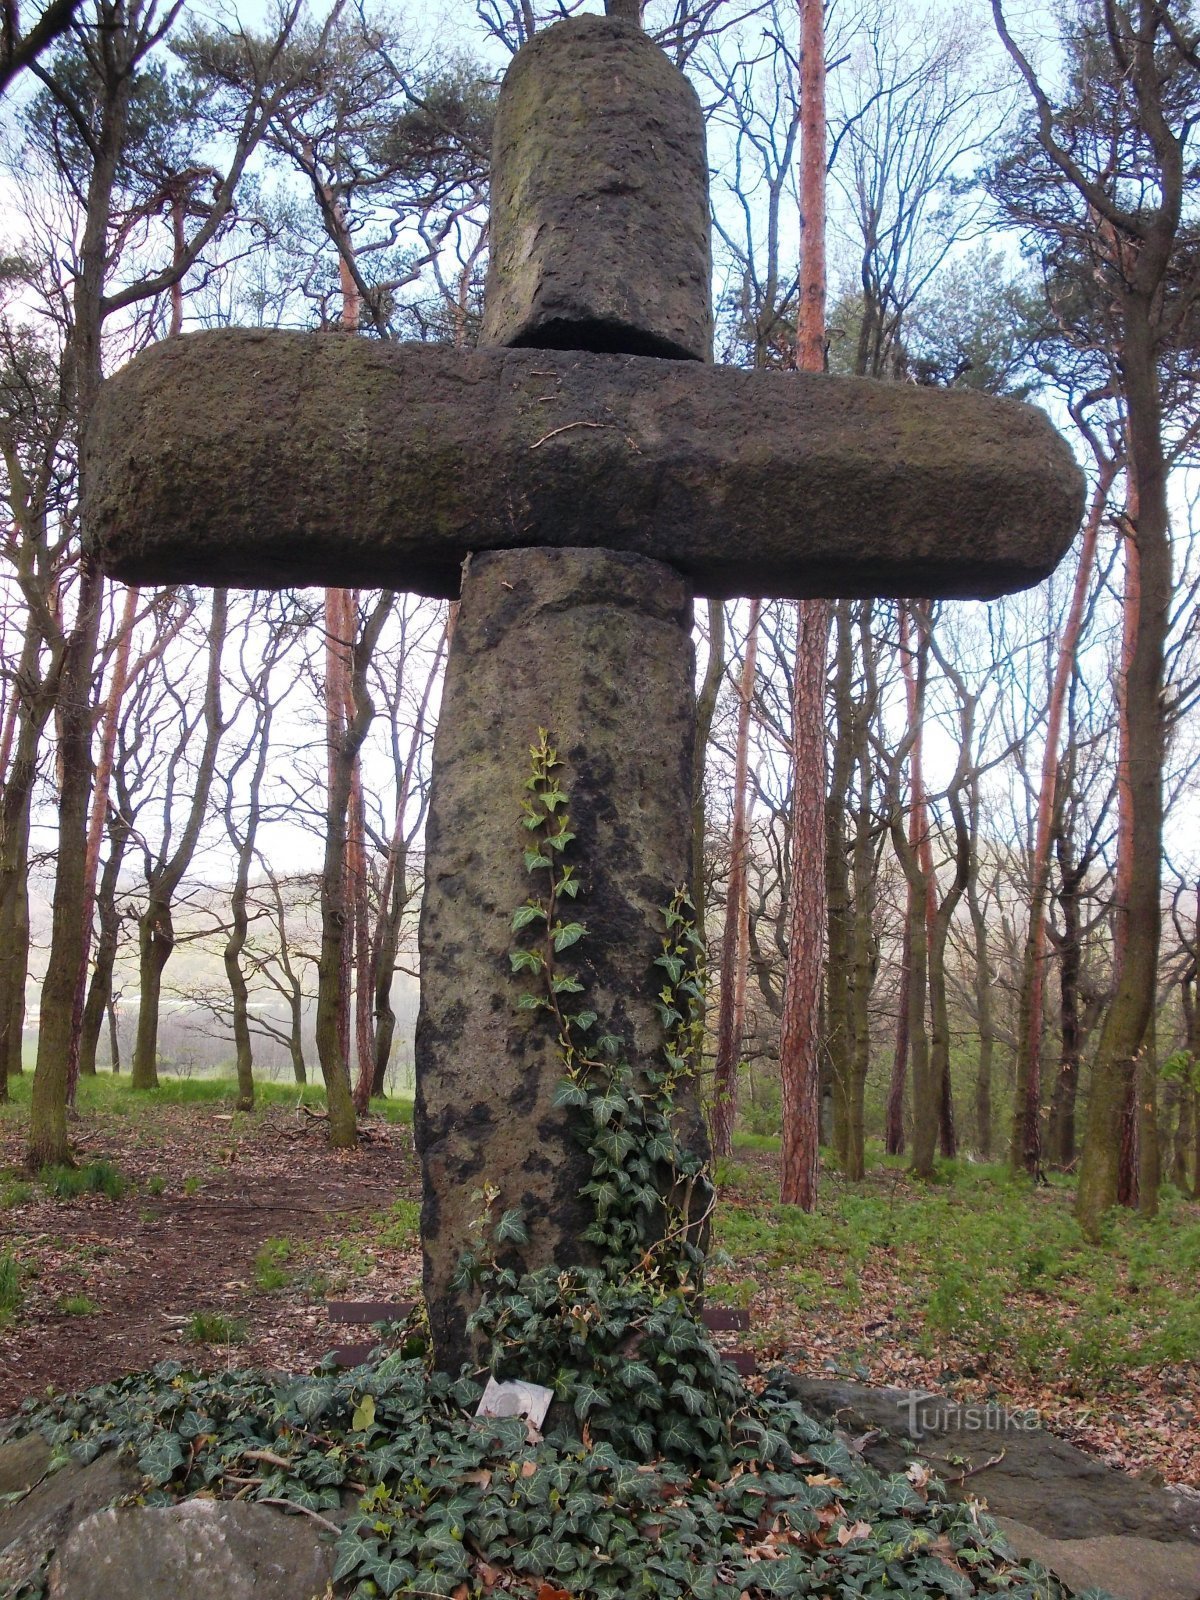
[731, 1130, 781, 1153]
[253, 1237, 294, 1291]
[40, 1159, 127, 1200]
[186, 1310, 247, 1345]
[379, 1198, 421, 1251]
[0, 1179, 33, 1208]
[58, 1294, 101, 1316]
[710, 1151, 1200, 1392]
[0, 1250, 21, 1325]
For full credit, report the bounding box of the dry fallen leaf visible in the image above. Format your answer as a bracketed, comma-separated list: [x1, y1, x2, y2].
[836, 1519, 872, 1545]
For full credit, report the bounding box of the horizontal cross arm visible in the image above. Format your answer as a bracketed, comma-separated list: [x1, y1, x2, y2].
[85, 329, 1083, 601]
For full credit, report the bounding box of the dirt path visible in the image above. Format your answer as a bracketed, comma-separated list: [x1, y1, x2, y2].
[0, 1105, 423, 1418]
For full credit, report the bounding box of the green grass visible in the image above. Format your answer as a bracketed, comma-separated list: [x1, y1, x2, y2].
[378, 1198, 421, 1251]
[0, 1071, 414, 1124]
[253, 1237, 294, 1291]
[58, 1294, 102, 1316]
[182, 1175, 203, 1196]
[186, 1310, 247, 1345]
[40, 1159, 127, 1200]
[0, 1250, 21, 1325]
[710, 1148, 1200, 1388]
[731, 1130, 781, 1153]
[0, 1179, 33, 1208]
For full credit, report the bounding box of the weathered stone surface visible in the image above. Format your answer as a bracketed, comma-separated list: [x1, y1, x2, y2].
[482, 15, 712, 361]
[0, 1432, 50, 1497]
[47, 1498, 337, 1600]
[993, 1521, 1200, 1600]
[0, 1447, 138, 1594]
[84, 330, 1084, 600]
[781, 1377, 1200, 1544]
[414, 546, 707, 1370]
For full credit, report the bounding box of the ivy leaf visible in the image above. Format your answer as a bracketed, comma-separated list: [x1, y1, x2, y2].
[366, 1553, 418, 1596]
[137, 1431, 185, 1485]
[512, 904, 547, 930]
[553, 1078, 589, 1109]
[495, 1209, 530, 1246]
[572, 1009, 597, 1031]
[524, 849, 553, 871]
[552, 922, 586, 951]
[332, 1530, 377, 1583]
[655, 953, 685, 985]
[551, 975, 584, 995]
[510, 949, 545, 974]
[573, 1381, 604, 1419]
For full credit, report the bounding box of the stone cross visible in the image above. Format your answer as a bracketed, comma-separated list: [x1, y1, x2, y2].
[84, 14, 1082, 1373]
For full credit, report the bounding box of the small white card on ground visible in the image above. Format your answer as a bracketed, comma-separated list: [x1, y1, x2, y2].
[475, 1378, 555, 1428]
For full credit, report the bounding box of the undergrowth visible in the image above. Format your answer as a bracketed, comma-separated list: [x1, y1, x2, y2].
[2, 736, 1088, 1599]
[711, 1159, 1200, 1387]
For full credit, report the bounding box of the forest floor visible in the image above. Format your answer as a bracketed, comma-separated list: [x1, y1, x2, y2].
[1, 1076, 1197, 1490]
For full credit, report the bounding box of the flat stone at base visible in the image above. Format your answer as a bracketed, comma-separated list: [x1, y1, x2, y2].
[415, 546, 707, 1372]
[0, 1432, 51, 1496]
[994, 1521, 1200, 1600]
[0, 1448, 139, 1594]
[47, 1499, 336, 1600]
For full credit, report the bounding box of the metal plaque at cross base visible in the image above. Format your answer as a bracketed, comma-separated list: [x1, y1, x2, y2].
[84, 13, 1084, 1373]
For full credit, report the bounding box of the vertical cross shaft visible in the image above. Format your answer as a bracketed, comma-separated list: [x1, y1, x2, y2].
[415, 15, 714, 1371]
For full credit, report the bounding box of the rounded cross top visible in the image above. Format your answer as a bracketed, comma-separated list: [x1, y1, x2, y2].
[481, 15, 713, 362]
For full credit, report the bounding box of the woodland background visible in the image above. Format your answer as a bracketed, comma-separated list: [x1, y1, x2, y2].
[1, 0, 1199, 1248]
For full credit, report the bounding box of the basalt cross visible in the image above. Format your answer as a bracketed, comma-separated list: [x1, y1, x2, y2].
[85, 13, 1083, 1372]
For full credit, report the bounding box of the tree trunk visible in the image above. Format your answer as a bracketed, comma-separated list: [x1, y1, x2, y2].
[966, 859, 994, 1157]
[67, 582, 138, 1105]
[79, 810, 130, 1077]
[317, 592, 394, 1147]
[778, 595, 828, 1209]
[711, 600, 759, 1157]
[1046, 823, 1083, 1166]
[691, 599, 725, 940]
[824, 599, 856, 1174]
[131, 897, 172, 1090]
[779, 0, 827, 1210]
[885, 906, 911, 1155]
[129, 590, 228, 1092]
[1078, 306, 1169, 1237]
[1011, 468, 1112, 1174]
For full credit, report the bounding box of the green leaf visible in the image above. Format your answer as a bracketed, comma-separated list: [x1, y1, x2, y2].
[551, 975, 585, 995]
[552, 922, 586, 951]
[510, 949, 545, 974]
[137, 1431, 186, 1485]
[553, 1078, 589, 1109]
[495, 1209, 530, 1246]
[655, 954, 685, 985]
[524, 849, 553, 872]
[573, 1381, 604, 1419]
[511, 903, 546, 930]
